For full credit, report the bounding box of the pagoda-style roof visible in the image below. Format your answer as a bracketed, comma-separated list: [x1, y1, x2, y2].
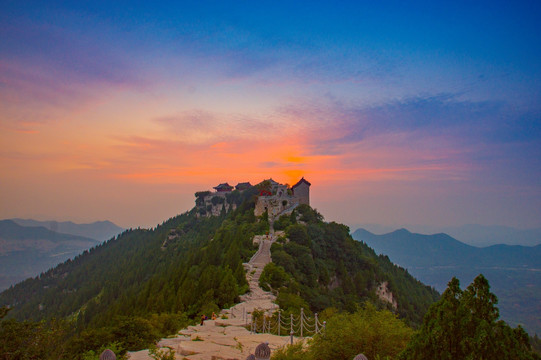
[235, 182, 252, 190]
[213, 182, 233, 192]
[291, 177, 311, 189]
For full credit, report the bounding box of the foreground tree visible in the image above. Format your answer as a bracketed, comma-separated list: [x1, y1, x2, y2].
[400, 274, 540, 360]
[272, 303, 413, 360]
[310, 302, 413, 360]
[0, 306, 69, 359]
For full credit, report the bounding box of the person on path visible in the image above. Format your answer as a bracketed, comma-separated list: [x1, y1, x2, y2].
[211, 312, 217, 320]
[200, 314, 205, 326]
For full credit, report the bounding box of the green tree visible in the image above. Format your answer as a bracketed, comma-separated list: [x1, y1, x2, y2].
[111, 316, 158, 351]
[401, 275, 540, 360]
[217, 268, 239, 308]
[286, 224, 311, 247]
[0, 308, 69, 360]
[259, 262, 290, 291]
[309, 302, 413, 360]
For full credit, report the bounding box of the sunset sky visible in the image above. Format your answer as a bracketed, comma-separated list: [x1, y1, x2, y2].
[1, 1, 540, 230]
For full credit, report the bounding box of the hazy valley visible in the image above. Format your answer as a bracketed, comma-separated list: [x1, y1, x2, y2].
[352, 228, 541, 334]
[0, 219, 123, 291]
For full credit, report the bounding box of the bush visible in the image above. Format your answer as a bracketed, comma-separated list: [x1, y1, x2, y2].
[273, 214, 291, 231]
[276, 292, 310, 314]
[271, 341, 308, 360]
[309, 303, 413, 360]
[149, 313, 189, 338]
[111, 316, 158, 351]
[148, 344, 175, 360]
[259, 263, 290, 291]
[286, 224, 311, 247]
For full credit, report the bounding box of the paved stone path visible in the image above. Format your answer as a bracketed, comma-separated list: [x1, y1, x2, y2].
[128, 229, 295, 360]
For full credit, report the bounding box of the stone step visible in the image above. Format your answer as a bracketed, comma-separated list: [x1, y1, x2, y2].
[128, 233, 284, 360]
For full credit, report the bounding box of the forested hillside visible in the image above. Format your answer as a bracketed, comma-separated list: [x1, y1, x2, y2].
[0, 187, 263, 325]
[265, 206, 439, 327]
[1, 185, 438, 358]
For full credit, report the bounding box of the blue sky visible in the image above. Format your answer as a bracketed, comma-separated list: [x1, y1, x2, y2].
[1, 0, 540, 229]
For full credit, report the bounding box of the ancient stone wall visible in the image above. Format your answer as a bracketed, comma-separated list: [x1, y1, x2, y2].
[292, 182, 310, 205]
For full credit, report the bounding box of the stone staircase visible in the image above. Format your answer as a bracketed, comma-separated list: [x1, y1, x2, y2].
[225, 234, 277, 323]
[128, 230, 288, 360]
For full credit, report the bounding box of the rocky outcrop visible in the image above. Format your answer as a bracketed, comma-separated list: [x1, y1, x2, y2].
[376, 281, 398, 309]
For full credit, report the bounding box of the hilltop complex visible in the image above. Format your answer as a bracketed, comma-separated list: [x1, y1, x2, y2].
[194, 178, 311, 219]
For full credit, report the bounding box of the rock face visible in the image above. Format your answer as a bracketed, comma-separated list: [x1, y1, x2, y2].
[197, 192, 237, 218]
[128, 228, 291, 360]
[128, 320, 290, 360]
[376, 281, 398, 309]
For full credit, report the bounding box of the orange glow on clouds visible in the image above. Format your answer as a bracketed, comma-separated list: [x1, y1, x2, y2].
[0, 84, 480, 228]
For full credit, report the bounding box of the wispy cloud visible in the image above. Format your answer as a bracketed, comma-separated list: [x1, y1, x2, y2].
[0, 16, 149, 131]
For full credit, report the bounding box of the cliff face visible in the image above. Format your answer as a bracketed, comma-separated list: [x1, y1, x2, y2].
[376, 281, 398, 309]
[197, 192, 237, 217]
[254, 193, 299, 218]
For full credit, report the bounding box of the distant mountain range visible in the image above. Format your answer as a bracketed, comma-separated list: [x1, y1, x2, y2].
[0, 219, 124, 291]
[351, 223, 541, 247]
[10, 218, 124, 242]
[440, 224, 541, 247]
[352, 228, 541, 335]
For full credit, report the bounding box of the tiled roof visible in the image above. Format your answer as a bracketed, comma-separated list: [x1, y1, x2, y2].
[291, 177, 311, 189]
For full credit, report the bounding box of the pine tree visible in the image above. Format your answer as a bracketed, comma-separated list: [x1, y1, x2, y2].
[401, 275, 540, 360]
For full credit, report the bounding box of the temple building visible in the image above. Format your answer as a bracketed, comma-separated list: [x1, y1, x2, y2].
[235, 182, 252, 191]
[291, 177, 311, 205]
[213, 183, 234, 192]
[197, 177, 311, 219]
[254, 177, 311, 218]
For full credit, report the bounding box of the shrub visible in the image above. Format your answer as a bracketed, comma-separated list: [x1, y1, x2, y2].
[309, 303, 413, 360]
[259, 263, 290, 291]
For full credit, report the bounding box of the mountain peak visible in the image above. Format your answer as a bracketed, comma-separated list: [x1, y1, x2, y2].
[393, 228, 411, 235]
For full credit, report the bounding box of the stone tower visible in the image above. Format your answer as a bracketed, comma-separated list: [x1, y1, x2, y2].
[291, 177, 311, 205]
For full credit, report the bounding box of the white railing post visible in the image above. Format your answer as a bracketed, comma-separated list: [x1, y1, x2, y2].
[300, 308, 304, 338]
[290, 313, 294, 336]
